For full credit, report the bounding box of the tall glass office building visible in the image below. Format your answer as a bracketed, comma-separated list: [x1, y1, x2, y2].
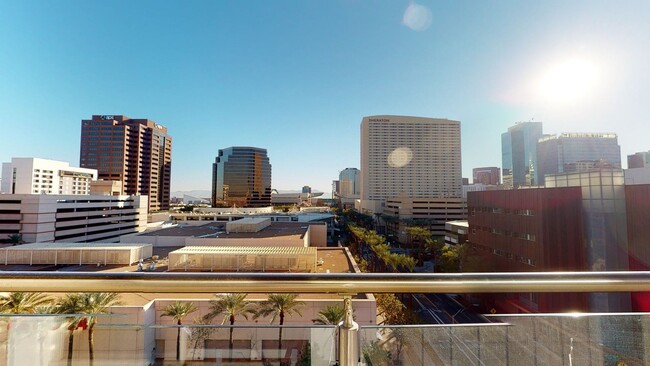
[501, 122, 543, 188]
[211, 146, 272, 207]
[536, 133, 621, 186]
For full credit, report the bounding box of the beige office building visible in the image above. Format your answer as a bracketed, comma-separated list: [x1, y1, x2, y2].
[359, 115, 462, 214]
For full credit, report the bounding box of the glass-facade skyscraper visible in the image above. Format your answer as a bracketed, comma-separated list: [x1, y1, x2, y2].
[628, 151, 650, 169]
[338, 168, 360, 198]
[536, 133, 621, 186]
[501, 122, 543, 188]
[211, 147, 272, 207]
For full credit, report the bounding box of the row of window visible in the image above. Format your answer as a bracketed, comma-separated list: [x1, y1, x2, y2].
[490, 249, 537, 266]
[473, 243, 537, 266]
[471, 207, 535, 216]
[472, 225, 536, 241]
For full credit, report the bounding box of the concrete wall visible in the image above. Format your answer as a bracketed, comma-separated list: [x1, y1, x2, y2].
[186, 237, 305, 247]
[307, 224, 327, 247]
[155, 296, 376, 362]
[2, 304, 154, 366]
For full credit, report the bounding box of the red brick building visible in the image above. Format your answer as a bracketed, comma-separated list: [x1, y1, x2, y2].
[467, 187, 588, 312]
[625, 184, 650, 310]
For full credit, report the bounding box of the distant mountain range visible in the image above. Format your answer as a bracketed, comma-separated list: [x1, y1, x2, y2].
[171, 190, 211, 199]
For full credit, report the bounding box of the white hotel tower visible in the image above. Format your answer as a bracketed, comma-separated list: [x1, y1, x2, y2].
[1, 157, 97, 195]
[359, 115, 464, 236]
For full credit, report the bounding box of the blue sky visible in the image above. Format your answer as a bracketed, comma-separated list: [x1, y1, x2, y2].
[2, 1, 650, 195]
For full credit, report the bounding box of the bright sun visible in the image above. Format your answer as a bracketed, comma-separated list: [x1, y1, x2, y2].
[537, 58, 599, 103]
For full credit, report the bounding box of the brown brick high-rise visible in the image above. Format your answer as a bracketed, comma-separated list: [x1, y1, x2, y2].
[80, 115, 172, 211]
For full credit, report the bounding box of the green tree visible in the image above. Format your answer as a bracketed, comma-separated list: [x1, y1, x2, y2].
[178, 205, 194, 212]
[459, 242, 492, 272]
[353, 255, 369, 273]
[254, 294, 305, 357]
[375, 294, 406, 325]
[296, 341, 311, 366]
[347, 223, 415, 273]
[388, 328, 407, 364]
[405, 226, 432, 266]
[363, 340, 391, 366]
[57, 293, 86, 366]
[188, 316, 214, 361]
[0, 292, 52, 314]
[312, 304, 346, 325]
[7, 234, 23, 246]
[161, 301, 198, 361]
[78, 293, 122, 365]
[57, 293, 122, 365]
[204, 293, 256, 353]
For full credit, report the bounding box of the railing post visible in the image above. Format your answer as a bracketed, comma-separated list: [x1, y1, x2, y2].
[338, 295, 359, 366]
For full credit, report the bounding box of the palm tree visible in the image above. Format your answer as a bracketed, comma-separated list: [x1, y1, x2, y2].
[254, 294, 304, 359]
[57, 293, 86, 366]
[57, 293, 122, 365]
[312, 303, 346, 363]
[312, 304, 346, 325]
[0, 293, 54, 366]
[406, 226, 432, 266]
[204, 293, 256, 354]
[7, 234, 23, 246]
[0, 292, 52, 314]
[77, 293, 122, 365]
[161, 301, 198, 361]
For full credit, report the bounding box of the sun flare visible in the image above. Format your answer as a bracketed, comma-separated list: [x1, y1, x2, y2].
[537, 58, 599, 103]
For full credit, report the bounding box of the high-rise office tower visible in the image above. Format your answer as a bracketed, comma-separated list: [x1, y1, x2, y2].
[628, 151, 650, 169]
[472, 167, 501, 185]
[359, 115, 462, 214]
[211, 147, 272, 207]
[536, 133, 621, 185]
[338, 168, 361, 198]
[80, 115, 172, 211]
[501, 122, 543, 188]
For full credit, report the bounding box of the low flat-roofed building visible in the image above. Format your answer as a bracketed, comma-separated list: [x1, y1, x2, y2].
[271, 191, 323, 205]
[444, 220, 469, 246]
[168, 246, 317, 272]
[0, 246, 375, 364]
[122, 221, 327, 247]
[0, 242, 152, 265]
[89, 179, 123, 196]
[168, 209, 336, 238]
[0, 194, 148, 243]
[226, 217, 271, 233]
[383, 196, 467, 240]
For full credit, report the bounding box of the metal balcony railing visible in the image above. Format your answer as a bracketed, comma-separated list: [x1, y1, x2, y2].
[2, 271, 650, 294]
[2, 271, 650, 366]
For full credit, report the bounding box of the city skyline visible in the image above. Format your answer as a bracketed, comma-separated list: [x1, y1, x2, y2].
[2, 1, 650, 194]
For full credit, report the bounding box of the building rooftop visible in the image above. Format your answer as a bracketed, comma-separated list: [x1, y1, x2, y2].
[0, 247, 365, 304]
[446, 220, 469, 228]
[3, 242, 151, 250]
[138, 221, 319, 239]
[170, 246, 316, 256]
